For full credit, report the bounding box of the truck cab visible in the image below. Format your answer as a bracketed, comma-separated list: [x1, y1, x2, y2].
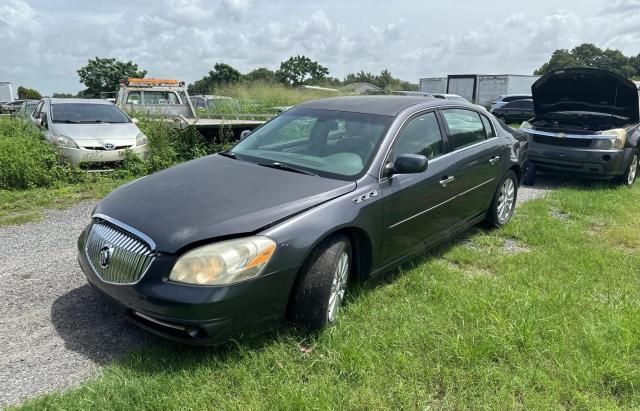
[116, 78, 197, 120]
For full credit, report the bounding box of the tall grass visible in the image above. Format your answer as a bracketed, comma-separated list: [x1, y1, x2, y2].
[214, 82, 347, 108]
[0, 118, 85, 189]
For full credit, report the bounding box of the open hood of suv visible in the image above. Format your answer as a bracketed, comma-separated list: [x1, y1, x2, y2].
[531, 68, 639, 123]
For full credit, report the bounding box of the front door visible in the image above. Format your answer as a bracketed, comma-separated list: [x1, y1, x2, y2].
[381, 111, 459, 264]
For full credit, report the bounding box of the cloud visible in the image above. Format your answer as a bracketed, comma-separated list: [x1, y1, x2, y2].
[2, 0, 640, 95]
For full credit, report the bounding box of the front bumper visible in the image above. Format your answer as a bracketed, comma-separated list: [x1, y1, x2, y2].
[60, 144, 149, 165]
[528, 142, 633, 178]
[77, 229, 298, 345]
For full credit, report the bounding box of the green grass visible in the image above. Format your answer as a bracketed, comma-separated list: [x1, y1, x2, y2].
[14, 182, 640, 410]
[0, 176, 133, 226]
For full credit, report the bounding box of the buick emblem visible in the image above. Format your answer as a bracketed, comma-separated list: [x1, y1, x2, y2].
[99, 245, 114, 268]
[104, 142, 115, 151]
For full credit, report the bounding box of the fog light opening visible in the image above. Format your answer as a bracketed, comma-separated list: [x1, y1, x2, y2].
[186, 325, 207, 339]
[602, 155, 611, 162]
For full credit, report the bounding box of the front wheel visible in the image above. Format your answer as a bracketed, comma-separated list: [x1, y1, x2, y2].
[486, 170, 518, 228]
[616, 149, 638, 187]
[290, 235, 352, 331]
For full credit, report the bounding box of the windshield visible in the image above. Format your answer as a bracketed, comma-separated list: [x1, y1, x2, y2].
[231, 108, 393, 179]
[51, 103, 130, 123]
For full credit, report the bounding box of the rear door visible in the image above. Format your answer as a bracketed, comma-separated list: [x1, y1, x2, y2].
[440, 109, 503, 222]
[380, 111, 459, 263]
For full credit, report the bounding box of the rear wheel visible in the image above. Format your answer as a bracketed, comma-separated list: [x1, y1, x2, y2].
[617, 149, 638, 187]
[486, 170, 518, 227]
[290, 235, 352, 331]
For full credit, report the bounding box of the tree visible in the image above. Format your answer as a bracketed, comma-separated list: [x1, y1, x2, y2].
[534, 49, 579, 75]
[188, 63, 242, 94]
[52, 92, 74, 98]
[77, 57, 146, 98]
[534, 43, 637, 78]
[17, 86, 42, 100]
[276, 55, 329, 86]
[243, 67, 277, 83]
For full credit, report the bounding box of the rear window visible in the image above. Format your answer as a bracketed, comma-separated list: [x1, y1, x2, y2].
[143, 91, 180, 105]
[51, 103, 130, 124]
[442, 109, 487, 150]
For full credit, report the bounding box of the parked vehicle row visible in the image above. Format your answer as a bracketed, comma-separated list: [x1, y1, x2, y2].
[77, 95, 527, 345]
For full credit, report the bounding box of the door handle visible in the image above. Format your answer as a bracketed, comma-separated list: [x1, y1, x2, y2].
[489, 156, 501, 165]
[439, 176, 455, 187]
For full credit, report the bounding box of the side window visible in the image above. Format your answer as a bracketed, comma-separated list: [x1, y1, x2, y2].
[393, 112, 444, 160]
[442, 109, 487, 150]
[126, 91, 141, 104]
[480, 115, 495, 138]
[33, 101, 44, 118]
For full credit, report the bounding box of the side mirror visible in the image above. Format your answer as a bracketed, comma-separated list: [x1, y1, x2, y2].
[40, 114, 48, 129]
[131, 118, 139, 124]
[240, 129, 252, 140]
[391, 154, 428, 175]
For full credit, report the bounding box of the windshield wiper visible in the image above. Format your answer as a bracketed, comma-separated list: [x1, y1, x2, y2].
[218, 151, 237, 159]
[53, 120, 79, 124]
[258, 162, 316, 176]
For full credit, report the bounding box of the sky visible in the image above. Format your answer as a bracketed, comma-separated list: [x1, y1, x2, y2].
[2, 0, 640, 95]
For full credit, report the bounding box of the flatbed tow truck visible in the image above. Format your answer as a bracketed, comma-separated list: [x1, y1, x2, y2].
[115, 78, 268, 140]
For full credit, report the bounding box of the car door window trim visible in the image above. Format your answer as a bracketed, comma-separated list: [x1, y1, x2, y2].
[388, 177, 495, 229]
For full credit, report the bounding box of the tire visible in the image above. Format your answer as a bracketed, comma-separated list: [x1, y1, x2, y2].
[522, 160, 536, 186]
[485, 170, 518, 228]
[616, 149, 638, 187]
[290, 235, 352, 331]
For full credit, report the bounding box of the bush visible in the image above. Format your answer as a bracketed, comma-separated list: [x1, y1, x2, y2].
[0, 118, 85, 189]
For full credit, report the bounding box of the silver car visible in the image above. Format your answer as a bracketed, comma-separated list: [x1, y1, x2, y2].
[31, 98, 149, 165]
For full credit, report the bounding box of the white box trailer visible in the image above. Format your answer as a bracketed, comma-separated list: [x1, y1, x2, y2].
[446, 74, 539, 107]
[419, 77, 447, 94]
[0, 82, 14, 103]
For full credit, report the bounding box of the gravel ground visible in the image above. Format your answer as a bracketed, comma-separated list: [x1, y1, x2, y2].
[0, 183, 552, 407]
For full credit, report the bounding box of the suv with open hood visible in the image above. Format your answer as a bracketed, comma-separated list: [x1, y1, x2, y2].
[521, 68, 640, 186]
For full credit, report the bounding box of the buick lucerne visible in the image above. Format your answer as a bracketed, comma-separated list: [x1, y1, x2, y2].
[78, 96, 526, 344]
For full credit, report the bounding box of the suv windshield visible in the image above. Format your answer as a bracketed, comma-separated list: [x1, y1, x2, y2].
[51, 103, 130, 123]
[231, 108, 392, 179]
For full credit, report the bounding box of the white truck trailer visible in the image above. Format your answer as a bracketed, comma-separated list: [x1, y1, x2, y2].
[0, 82, 14, 103]
[420, 74, 539, 107]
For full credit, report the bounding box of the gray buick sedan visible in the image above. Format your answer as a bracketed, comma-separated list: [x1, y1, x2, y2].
[78, 96, 526, 344]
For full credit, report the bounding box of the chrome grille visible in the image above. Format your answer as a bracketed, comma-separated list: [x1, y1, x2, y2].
[84, 221, 155, 285]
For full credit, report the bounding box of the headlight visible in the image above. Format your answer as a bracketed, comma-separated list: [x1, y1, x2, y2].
[169, 236, 277, 286]
[51, 135, 79, 149]
[136, 132, 148, 146]
[520, 121, 532, 130]
[597, 128, 627, 149]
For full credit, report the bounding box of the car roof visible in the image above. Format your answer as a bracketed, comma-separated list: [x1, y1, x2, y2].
[296, 95, 454, 116]
[47, 98, 114, 105]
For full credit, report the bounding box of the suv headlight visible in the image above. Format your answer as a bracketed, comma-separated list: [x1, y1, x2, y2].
[169, 236, 277, 286]
[136, 132, 148, 146]
[595, 128, 627, 149]
[51, 135, 79, 149]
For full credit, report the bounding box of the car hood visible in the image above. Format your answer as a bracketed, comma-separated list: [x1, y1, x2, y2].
[531, 68, 640, 123]
[94, 155, 357, 253]
[51, 122, 140, 141]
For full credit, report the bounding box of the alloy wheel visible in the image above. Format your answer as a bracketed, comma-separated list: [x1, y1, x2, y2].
[628, 154, 638, 186]
[327, 251, 349, 323]
[497, 178, 516, 224]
